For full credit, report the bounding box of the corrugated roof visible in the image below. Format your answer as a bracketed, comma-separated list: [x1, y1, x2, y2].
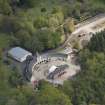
[8, 47, 32, 59]
[49, 65, 57, 73]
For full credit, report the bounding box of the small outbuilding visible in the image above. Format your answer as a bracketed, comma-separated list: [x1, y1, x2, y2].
[48, 65, 57, 74]
[8, 47, 32, 62]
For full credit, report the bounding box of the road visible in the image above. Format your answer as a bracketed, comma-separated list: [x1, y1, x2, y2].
[75, 13, 105, 29]
[43, 13, 105, 54]
[31, 13, 105, 83]
[65, 13, 105, 48]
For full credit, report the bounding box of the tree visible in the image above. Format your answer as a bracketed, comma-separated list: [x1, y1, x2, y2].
[62, 50, 105, 105]
[35, 81, 72, 105]
[64, 19, 75, 33]
[88, 30, 105, 52]
[73, 2, 81, 20]
[19, 0, 38, 7]
[34, 16, 49, 29]
[48, 9, 64, 29]
[8, 67, 24, 87]
[0, 0, 12, 15]
[15, 29, 31, 47]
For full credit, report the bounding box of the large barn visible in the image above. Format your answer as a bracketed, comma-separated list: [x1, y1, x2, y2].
[8, 47, 32, 62]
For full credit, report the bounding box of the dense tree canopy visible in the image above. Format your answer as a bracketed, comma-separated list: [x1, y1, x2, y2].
[0, 0, 105, 52]
[88, 30, 105, 52]
[0, 0, 105, 105]
[35, 81, 72, 105]
[0, 0, 12, 15]
[62, 30, 105, 105]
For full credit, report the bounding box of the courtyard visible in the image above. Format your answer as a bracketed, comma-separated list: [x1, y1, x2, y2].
[31, 53, 80, 84]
